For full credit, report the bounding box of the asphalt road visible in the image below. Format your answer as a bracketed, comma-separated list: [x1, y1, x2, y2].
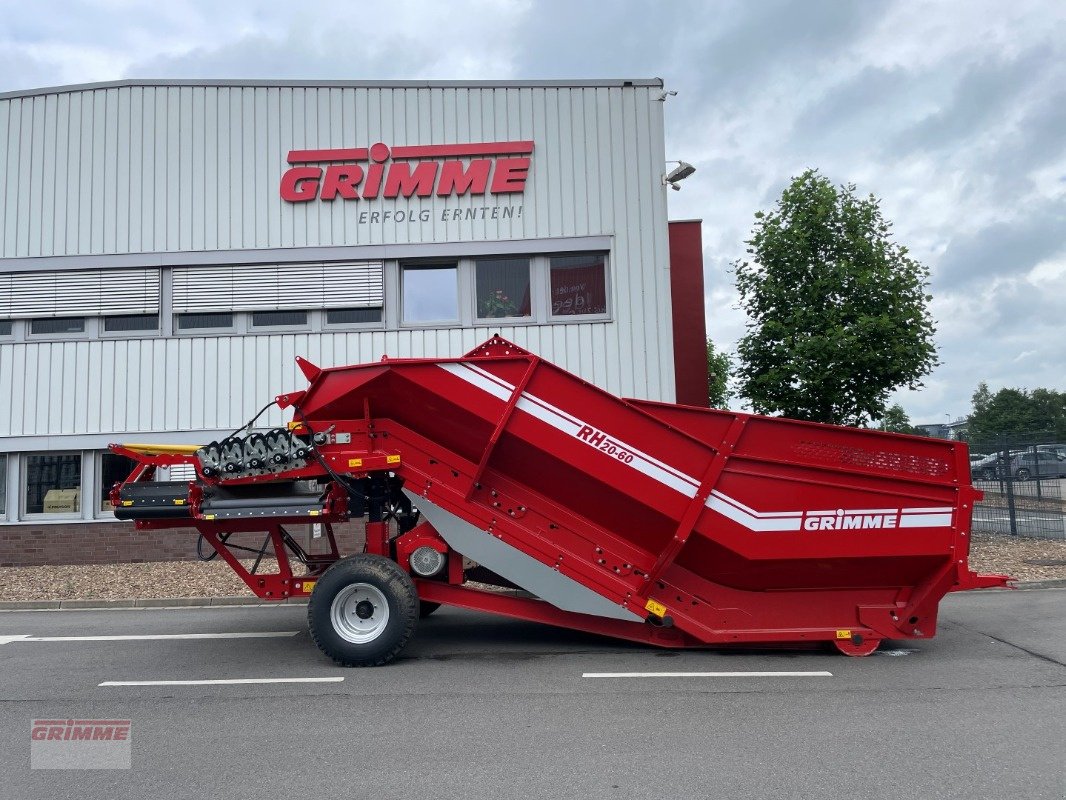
[1, 590, 1064, 800]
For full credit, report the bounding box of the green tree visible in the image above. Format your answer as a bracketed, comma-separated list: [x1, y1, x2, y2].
[706, 339, 732, 408]
[734, 169, 938, 426]
[968, 383, 1066, 441]
[877, 403, 918, 434]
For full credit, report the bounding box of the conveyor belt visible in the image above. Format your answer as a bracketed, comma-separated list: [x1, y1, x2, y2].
[115, 481, 191, 520]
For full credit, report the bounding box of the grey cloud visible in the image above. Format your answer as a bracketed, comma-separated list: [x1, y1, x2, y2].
[889, 47, 1054, 157]
[982, 89, 1066, 196]
[0, 51, 64, 93]
[788, 65, 915, 153]
[934, 201, 1066, 289]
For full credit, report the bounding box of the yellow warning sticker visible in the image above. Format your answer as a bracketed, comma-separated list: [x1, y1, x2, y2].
[173, 499, 185, 505]
[386, 454, 401, 465]
[836, 629, 852, 640]
[645, 598, 668, 618]
[121, 500, 133, 506]
[302, 581, 316, 593]
[348, 458, 363, 468]
[308, 510, 320, 516]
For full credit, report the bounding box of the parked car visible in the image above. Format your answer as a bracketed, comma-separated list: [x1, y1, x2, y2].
[1009, 451, 1066, 480]
[1036, 443, 1066, 459]
[972, 453, 1010, 480]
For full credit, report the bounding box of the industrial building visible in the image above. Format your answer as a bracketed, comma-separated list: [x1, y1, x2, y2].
[0, 78, 705, 562]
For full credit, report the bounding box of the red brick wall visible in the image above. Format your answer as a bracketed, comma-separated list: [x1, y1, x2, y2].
[0, 521, 367, 567]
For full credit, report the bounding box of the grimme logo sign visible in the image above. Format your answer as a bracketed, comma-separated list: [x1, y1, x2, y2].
[280, 141, 533, 208]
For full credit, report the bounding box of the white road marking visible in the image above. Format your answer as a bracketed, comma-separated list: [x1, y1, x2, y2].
[99, 677, 344, 686]
[582, 671, 833, 678]
[0, 631, 298, 644]
[875, 648, 918, 657]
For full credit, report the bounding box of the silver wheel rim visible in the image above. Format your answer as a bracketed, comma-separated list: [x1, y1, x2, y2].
[330, 583, 390, 644]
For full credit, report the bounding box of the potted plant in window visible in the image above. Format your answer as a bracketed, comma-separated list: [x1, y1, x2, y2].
[479, 289, 518, 318]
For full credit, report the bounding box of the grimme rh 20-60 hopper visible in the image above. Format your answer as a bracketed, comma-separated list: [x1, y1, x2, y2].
[111, 337, 1008, 666]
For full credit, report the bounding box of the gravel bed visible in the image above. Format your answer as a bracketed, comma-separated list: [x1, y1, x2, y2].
[967, 530, 1066, 582]
[0, 533, 1063, 603]
[0, 558, 302, 603]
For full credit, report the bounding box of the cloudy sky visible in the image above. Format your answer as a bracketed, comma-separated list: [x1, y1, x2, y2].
[1, 0, 1063, 424]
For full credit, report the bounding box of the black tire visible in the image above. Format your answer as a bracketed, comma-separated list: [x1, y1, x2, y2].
[1015, 468, 1030, 481]
[419, 601, 441, 619]
[308, 554, 418, 667]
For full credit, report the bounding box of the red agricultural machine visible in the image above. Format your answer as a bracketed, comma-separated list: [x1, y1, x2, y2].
[111, 336, 1009, 666]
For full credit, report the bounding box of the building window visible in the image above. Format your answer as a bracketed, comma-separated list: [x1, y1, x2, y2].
[0, 320, 12, 336]
[251, 310, 308, 328]
[30, 317, 85, 335]
[402, 265, 459, 324]
[103, 314, 159, 332]
[99, 453, 137, 514]
[176, 312, 234, 330]
[549, 254, 608, 317]
[475, 258, 532, 319]
[23, 453, 81, 515]
[0, 455, 6, 515]
[326, 308, 383, 326]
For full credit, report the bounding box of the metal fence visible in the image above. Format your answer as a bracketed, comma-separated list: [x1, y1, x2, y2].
[969, 436, 1066, 539]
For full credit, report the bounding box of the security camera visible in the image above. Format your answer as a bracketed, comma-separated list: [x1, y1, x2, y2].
[662, 160, 696, 190]
[657, 90, 678, 101]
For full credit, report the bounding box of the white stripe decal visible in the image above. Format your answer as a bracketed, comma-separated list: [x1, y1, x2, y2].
[436, 363, 955, 531]
[707, 494, 801, 533]
[898, 514, 953, 528]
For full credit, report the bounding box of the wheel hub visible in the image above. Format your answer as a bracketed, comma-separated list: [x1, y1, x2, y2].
[330, 583, 391, 644]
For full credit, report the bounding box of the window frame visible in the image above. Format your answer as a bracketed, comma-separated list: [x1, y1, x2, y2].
[249, 310, 313, 332]
[0, 453, 7, 518]
[94, 451, 139, 518]
[400, 262, 463, 328]
[322, 307, 386, 330]
[174, 311, 239, 334]
[27, 316, 90, 338]
[101, 313, 162, 337]
[546, 252, 612, 322]
[20, 451, 85, 520]
[472, 256, 535, 324]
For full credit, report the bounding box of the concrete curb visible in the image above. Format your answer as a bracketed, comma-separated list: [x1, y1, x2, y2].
[1011, 579, 1066, 590]
[1, 581, 1065, 610]
[0, 596, 311, 611]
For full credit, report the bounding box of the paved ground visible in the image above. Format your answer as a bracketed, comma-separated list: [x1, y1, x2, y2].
[1, 590, 1064, 800]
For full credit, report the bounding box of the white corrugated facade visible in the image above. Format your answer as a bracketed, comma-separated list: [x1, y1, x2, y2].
[0, 79, 676, 524]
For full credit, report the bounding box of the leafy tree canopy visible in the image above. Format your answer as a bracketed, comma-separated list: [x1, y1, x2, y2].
[734, 169, 938, 427]
[706, 339, 732, 408]
[968, 381, 1066, 441]
[877, 403, 919, 435]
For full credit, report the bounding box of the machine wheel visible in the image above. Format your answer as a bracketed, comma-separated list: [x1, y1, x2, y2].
[1015, 468, 1031, 481]
[308, 554, 419, 667]
[833, 634, 881, 657]
[419, 601, 441, 618]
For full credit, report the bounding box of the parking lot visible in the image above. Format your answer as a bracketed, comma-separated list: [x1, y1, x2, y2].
[2, 589, 1064, 799]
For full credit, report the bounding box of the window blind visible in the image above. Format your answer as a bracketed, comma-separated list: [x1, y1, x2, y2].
[172, 262, 384, 313]
[0, 269, 160, 319]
